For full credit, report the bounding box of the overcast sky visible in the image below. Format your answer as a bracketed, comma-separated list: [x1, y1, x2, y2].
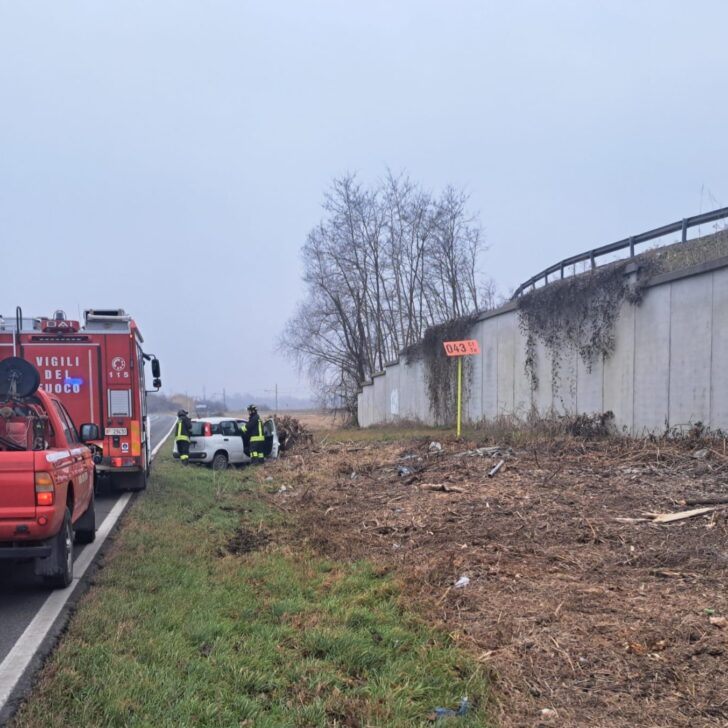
[1, 1, 726, 399]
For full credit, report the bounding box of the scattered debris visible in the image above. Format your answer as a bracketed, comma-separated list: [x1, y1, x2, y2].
[276, 432, 728, 728]
[683, 495, 728, 506]
[429, 697, 469, 720]
[540, 708, 558, 719]
[265, 475, 274, 482]
[566, 411, 616, 438]
[454, 575, 470, 589]
[647, 506, 720, 523]
[420, 483, 464, 493]
[276, 485, 288, 494]
[709, 616, 727, 628]
[692, 449, 710, 460]
[488, 459, 505, 478]
[398, 466, 415, 477]
[273, 415, 313, 452]
[454, 445, 509, 458]
[429, 441, 443, 453]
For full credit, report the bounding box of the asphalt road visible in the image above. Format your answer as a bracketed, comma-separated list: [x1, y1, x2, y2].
[0, 413, 176, 665]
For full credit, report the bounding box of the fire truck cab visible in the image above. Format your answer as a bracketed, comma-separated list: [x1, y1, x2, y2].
[0, 308, 161, 491]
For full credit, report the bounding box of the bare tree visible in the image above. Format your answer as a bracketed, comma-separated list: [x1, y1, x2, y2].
[282, 171, 492, 419]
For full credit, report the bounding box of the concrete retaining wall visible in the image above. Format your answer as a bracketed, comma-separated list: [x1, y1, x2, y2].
[358, 257, 728, 434]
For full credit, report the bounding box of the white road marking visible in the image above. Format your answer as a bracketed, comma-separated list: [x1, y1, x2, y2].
[0, 494, 130, 711]
[0, 417, 175, 715]
[151, 419, 175, 460]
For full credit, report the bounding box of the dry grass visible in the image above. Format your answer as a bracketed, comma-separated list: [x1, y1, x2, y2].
[265, 432, 728, 727]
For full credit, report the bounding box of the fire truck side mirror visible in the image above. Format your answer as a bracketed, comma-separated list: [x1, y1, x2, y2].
[151, 359, 161, 378]
[80, 423, 100, 442]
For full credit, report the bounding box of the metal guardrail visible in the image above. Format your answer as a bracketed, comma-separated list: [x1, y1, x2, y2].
[511, 206, 728, 299]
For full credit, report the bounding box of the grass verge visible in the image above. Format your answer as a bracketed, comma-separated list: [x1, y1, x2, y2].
[10, 450, 490, 728]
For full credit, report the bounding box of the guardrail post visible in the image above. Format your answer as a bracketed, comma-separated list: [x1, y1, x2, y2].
[590, 251, 596, 269]
[629, 236, 635, 257]
[560, 264, 564, 279]
[681, 218, 688, 242]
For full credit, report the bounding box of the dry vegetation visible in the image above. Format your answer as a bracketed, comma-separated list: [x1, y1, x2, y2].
[267, 426, 728, 727]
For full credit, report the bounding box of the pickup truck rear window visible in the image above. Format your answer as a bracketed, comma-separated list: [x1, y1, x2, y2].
[0, 396, 51, 451]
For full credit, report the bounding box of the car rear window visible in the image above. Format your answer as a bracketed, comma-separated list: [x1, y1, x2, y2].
[191, 421, 221, 437]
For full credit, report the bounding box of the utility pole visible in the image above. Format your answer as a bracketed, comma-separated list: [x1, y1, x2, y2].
[223, 388, 227, 409]
[265, 384, 279, 414]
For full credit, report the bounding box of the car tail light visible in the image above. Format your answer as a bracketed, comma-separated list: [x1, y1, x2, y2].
[35, 472, 55, 506]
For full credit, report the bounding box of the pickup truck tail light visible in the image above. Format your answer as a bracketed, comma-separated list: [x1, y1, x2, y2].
[35, 472, 55, 506]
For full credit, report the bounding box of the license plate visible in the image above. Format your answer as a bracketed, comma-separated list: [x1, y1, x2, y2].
[105, 427, 128, 436]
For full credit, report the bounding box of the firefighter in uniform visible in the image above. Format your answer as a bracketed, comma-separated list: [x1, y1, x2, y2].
[242, 404, 265, 464]
[175, 409, 192, 464]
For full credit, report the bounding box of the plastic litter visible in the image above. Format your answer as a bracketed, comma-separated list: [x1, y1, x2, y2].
[454, 446, 508, 458]
[398, 466, 414, 477]
[432, 697, 469, 720]
[488, 459, 505, 478]
[429, 441, 443, 453]
[454, 575, 470, 589]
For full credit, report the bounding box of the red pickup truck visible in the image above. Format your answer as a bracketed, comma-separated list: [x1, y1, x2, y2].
[0, 358, 98, 588]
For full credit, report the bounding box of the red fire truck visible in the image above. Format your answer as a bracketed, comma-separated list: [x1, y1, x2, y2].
[0, 308, 162, 491]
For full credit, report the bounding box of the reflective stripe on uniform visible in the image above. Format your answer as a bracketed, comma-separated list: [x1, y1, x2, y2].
[176, 421, 190, 441]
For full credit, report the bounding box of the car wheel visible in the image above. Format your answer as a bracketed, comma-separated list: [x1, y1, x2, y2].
[44, 508, 73, 589]
[74, 490, 96, 544]
[211, 452, 228, 471]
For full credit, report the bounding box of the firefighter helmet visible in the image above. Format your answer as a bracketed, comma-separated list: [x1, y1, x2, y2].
[177, 409, 188, 417]
[247, 404, 257, 414]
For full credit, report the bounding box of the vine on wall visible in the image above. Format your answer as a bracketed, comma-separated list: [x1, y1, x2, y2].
[404, 314, 479, 424]
[517, 260, 659, 392]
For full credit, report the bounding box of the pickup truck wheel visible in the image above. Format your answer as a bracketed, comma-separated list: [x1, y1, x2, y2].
[211, 452, 228, 471]
[74, 490, 96, 544]
[43, 508, 73, 589]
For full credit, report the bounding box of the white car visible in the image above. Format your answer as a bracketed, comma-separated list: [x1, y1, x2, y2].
[172, 416, 279, 470]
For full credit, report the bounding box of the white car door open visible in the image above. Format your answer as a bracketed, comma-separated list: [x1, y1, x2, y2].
[220, 420, 246, 463]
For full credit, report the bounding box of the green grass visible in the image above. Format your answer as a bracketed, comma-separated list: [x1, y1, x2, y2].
[11, 450, 490, 728]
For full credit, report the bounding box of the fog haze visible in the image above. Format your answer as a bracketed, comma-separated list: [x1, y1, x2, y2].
[1, 1, 726, 399]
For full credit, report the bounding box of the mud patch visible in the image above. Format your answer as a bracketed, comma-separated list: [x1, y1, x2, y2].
[220, 526, 270, 556]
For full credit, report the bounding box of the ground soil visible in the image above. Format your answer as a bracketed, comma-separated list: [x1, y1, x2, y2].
[267, 433, 728, 727]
